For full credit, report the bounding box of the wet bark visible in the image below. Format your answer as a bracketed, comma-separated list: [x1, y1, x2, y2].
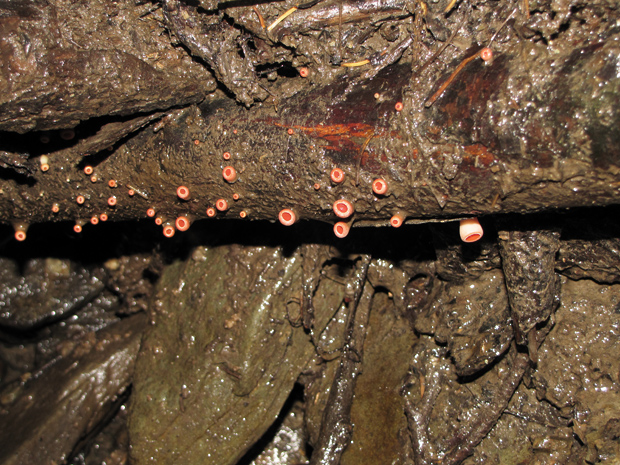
[0, 1, 619, 234]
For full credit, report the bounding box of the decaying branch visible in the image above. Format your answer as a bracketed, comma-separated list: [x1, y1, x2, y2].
[1, 0, 619, 240]
[310, 254, 372, 464]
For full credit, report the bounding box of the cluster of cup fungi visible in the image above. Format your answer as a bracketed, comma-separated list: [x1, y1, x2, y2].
[12, 147, 484, 245]
[13, 57, 498, 246]
[277, 165, 483, 244]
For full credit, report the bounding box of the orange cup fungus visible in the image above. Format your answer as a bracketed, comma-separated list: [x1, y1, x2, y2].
[480, 47, 493, 62]
[330, 168, 345, 184]
[13, 223, 27, 242]
[278, 209, 297, 226]
[175, 216, 191, 232]
[40, 155, 50, 172]
[372, 178, 388, 196]
[216, 199, 229, 212]
[390, 214, 404, 228]
[333, 199, 354, 219]
[222, 166, 237, 183]
[333, 222, 350, 238]
[176, 185, 190, 200]
[459, 218, 484, 243]
[162, 224, 176, 238]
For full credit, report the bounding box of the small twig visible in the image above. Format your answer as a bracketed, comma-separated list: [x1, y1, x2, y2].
[341, 59, 370, 67]
[414, 5, 468, 77]
[267, 6, 297, 31]
[444, 0, 460, 14]
[423, 5, 515, 108]
[253, 6, 266, 30]
[356, 131, 375, 186]
[424, 49, 481, 108]
[488, 7, 518, 46]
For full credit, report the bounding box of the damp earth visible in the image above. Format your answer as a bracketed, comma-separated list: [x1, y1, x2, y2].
[1, 0, 620, 464]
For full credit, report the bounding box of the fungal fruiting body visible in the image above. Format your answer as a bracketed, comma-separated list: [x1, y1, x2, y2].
[333, 199, 354, 219]
[223, 152, 232, 160]
[76, 195, 85, 205]
[155, 217, 163, 226]
[206, 207, 216, 217]
[460, 218, 483, 242]
[84, 166, 93, 175]
[395, 102, 404, 112]
[146, 208, 156, 217]
[108, 196, 117, 207]
[99, 213, 108, 222]
[128, 189, 135, 197]
[73, 220, 86, 233]
[390, 214, 404, 228]
[372, 178, 388, 196]
[176, 185, 190, 200]
[108, 180, 117, 188]
[313, 183, 321, 191]
[480, 47, 493, 62]
[90, 176, 97, 183]
[333, 222, 350, 238]
[90, 216, 99, 225]
[40, 155, 50, 172]
[239, 211, 247, 218]
[232, 193, 240, 201]
[51, 203, 60, 213]
[330, 168, 345, 184]
[216, 199, 229, 212]
[13, 223, 28, 242]
[222, 166, 237, 183]
[299, 67, 309, 78]
[287, 128, 294, 135]
[278, 209, 297, 226]
[175, 216, 191, 232]
[162, 223, 175, 238]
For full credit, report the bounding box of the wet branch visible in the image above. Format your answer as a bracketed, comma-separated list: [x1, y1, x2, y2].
[309, 254, 372, 465]
[441, 350, 530, 464]
[403, 347, 449, 465]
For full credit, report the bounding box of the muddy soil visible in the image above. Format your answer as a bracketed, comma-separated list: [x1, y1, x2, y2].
[1, 0, 620, 464]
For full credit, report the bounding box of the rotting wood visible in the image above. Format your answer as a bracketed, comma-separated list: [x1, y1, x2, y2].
[310, 254, 372, 465]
